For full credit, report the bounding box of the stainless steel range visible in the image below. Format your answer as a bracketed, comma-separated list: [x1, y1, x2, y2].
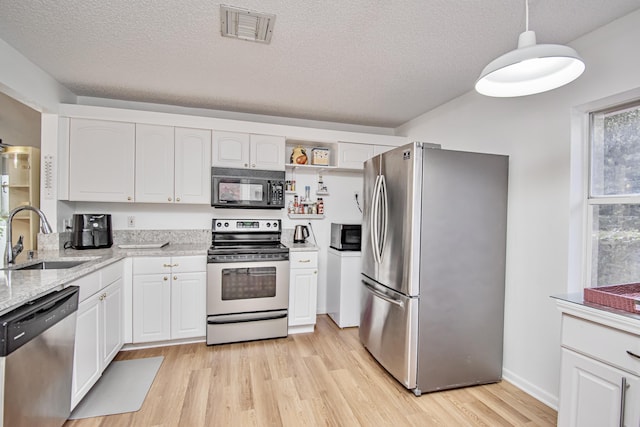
[206, 219, 290, 345]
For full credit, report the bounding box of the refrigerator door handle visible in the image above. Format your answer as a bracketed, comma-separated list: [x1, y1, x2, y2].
[371, 174, 381, 264]
[378, 174, 388, 260]
[363, 280, 404, 308]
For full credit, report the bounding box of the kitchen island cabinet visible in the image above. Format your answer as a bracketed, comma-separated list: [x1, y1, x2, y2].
[132, 256, 206, 343]
[555, 297, 640, 426]
[288, 250, 318, 334]
[71, 260, 124, 409]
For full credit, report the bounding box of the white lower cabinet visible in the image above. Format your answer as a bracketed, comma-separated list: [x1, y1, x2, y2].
[556, 306, 640, 427]
[71, 261, 124, 410]
[132, 256, 206, 343]
[288, 251, 318, 334]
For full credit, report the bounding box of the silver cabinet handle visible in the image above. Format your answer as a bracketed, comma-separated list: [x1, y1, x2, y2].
[163, 276, 168, 281]
[626, 350, 640, 360]
[163, 263, 172, 268]
[168, 197, 172, 202]
[173, 276, 177, 280]
[299, 259, 311, 263]
[176, 197, 181, 202]
[620, 377, 628, 427]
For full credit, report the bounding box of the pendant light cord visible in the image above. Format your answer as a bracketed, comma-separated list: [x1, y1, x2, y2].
[525, 0, 529, 31]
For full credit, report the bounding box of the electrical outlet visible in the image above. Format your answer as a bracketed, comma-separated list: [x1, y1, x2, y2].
[127, 216, 135, 228]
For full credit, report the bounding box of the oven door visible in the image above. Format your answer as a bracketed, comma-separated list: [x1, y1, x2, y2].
[207, 260, 290, 314]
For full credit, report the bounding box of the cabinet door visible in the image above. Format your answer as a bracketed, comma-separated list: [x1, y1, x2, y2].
[175, 127, 211, 204]
[559, 348, 640, 427]
[171, 271, 206, 339]
[374, 145, 393, 156]
[133, 273, 171, 343]
[135, 124, 175, 203]
[102, 278, 124, 367]
[71, 293, 101, 410]
[212, 131, 250, 168]
[338, 142, 374, 170]
[288, 268, 318, 327]
[250, 134, 285, 170]
[69, 118, 135, 202]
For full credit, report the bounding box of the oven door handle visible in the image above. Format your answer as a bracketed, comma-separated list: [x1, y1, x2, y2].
[207, 311, 287, 324]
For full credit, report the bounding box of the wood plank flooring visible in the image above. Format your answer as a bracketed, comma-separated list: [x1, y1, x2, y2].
[64, 315, 557, 427]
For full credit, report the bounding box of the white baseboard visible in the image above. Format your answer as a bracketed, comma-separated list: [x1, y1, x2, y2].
[502, 367, 559, 411]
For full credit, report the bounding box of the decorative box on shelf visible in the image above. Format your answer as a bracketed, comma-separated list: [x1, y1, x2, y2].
[311, 148, 330, 166]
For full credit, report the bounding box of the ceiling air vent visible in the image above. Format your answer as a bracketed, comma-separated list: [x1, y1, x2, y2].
[220, 5, 276, 44]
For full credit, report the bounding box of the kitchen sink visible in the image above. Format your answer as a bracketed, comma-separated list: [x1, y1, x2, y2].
[14, 260, 89, 270]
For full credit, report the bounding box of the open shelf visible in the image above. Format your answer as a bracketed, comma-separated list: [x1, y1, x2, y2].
[288, 214, 325, 220]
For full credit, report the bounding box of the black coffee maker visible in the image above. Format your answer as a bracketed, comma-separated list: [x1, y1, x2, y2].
[71, 214, 113, 249]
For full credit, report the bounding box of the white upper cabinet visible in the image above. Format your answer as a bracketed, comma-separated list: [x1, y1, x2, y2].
[212, 131, 285, 170]
[374, 145, 394, 156]
[337, 142, 375, 170]
[69, 118, 135, 202]
[135, 124, 175, 203]
[250, 134, 286, 170]
[135, 125, 212, 204]
[174, 127, 211, 204]
[212, 131, 250, 168]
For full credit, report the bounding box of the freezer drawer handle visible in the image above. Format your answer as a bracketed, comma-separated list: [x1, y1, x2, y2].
[363, 281, 404, 308]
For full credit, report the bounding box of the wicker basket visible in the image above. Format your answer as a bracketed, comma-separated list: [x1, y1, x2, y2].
[583, 283, 640, 314]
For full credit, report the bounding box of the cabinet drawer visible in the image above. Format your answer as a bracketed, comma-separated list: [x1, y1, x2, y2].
[562, 314, 640, 375]
[171, 256, 206, 273]
[133, 257, 172, 275]
[74, 271, 101, 302]
[290, 251, 318, 269]
[101, 260, 123, 286]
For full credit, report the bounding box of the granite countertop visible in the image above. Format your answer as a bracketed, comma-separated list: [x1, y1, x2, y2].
[285, 241, 319, 252]
[0, 243, 209, 316]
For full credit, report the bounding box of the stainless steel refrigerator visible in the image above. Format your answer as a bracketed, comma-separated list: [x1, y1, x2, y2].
[359, 141, 508, 396]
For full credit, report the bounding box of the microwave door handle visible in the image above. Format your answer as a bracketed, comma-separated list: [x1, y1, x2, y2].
[266, 181, 271, 206]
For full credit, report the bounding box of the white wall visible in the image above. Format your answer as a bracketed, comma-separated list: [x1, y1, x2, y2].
[396, 9, 640, 408]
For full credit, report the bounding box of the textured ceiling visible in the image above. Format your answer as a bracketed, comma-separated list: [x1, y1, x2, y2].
[1, 0, 640, 128]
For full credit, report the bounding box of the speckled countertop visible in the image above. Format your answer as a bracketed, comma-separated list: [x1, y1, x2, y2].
[281, 228, 319, 252]
[0, 241, 210, 316]
[0, 227, 320, 316]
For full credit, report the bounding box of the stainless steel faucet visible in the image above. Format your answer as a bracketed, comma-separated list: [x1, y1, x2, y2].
[5, 205, 53, 265]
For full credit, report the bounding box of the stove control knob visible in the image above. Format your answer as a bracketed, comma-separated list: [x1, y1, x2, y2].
[266, 223, 271, 227]
[216, 222, 221, 228]
[224, 222, 229, 227]
[273, 222, 278, 228]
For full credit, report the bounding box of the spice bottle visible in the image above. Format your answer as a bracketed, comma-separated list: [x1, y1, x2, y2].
[317, 198, 324, 214]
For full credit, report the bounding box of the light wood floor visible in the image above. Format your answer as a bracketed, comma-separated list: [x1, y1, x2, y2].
[64, 315, 557, 427]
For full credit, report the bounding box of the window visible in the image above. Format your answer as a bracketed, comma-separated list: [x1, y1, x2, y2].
[588, 102, 640, 287]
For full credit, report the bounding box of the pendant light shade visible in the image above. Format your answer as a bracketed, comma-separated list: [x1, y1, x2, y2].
[475, 3, 585, 97]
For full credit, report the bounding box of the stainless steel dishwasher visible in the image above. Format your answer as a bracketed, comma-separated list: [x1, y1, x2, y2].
[0, 286, 79, 427]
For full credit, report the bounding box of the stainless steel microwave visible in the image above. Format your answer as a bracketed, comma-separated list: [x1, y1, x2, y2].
[211, 167, 285, 209]
[330, 223, 361, 251]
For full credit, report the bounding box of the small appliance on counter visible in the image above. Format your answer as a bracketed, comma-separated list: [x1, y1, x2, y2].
[70, 214, 113, 249]
[330, 223, 361, 251]
[293, 225, 309, 243]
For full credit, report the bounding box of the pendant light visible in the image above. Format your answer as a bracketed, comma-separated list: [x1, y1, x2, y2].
[475, 0, 585, 97]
